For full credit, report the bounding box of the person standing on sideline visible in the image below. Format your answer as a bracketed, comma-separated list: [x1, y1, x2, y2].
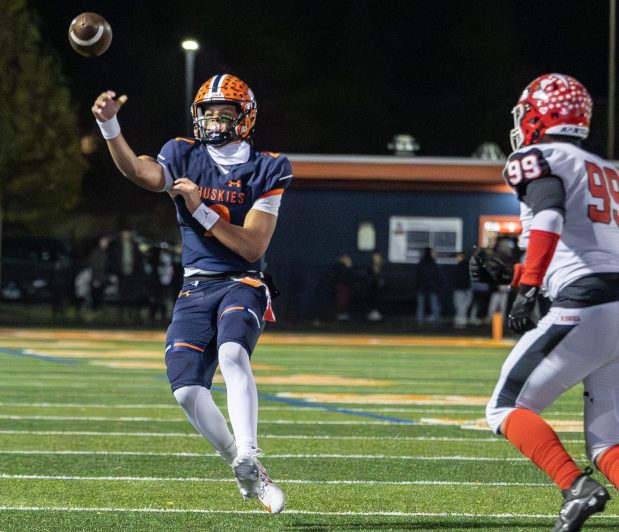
[92, 74, 292, 513]
[365, 252, 385, 321]
[416, 247, 441, 323]
[331, 253, 353, 321]
[88, 235, 110, 310]
[474, 73, 619, 531]
[452, 252, 472, 329]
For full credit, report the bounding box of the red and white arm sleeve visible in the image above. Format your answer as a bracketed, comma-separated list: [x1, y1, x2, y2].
[519, 210, 563, 287]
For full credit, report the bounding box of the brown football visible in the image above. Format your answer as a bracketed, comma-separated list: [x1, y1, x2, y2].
[68, 12, 112, 57]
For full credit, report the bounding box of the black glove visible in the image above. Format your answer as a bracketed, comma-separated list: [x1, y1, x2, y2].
[469, 248, 514, 286]
[507, 284, 540, 334]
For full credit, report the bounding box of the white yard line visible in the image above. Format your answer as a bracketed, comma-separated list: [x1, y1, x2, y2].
[0, 429, 585, 444]
[0, 473, 553, 487]
[0, 450, 547, 461]
[0, 415, 408, 425]
[0, 414, 587, 428]
[0, 402, 585, 417]
[0, 402, 179, 409]
[0, 383, 163, 389]
[0, 506, 616, 519]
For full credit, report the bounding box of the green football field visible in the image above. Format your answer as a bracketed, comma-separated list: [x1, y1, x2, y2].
[0, 328, 616, 531]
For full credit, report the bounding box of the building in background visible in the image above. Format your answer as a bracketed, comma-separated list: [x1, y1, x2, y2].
[268, 154, 519, 322]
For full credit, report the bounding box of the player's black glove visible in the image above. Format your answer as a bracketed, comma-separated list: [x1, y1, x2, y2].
[507, 284, 539, 334]
[469, 248, 514, 286]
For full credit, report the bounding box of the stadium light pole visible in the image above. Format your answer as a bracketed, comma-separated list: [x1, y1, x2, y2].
[609, 0, 616, 159]
[181, 38, 200, 137]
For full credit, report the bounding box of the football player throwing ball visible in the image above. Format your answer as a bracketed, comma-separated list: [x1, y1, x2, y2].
[92, 75, 291, 513]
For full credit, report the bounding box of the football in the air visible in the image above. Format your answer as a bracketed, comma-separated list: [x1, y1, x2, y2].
[68, 12, 112, 57]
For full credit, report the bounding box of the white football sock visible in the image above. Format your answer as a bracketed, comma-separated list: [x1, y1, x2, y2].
[173, 385, 237, 465]
[218, 341, 258, 456]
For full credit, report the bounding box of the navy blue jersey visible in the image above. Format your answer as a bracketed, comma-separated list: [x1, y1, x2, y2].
[157, 139, 293, 272]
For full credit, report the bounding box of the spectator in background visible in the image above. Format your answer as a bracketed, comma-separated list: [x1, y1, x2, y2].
[452, 251, 472, 329]
[469, 280, 491, 325]
[154, 244, 177, 321]
[107, 229, 141, 319]
[73, 266, 92, 320]
[486, 236, 520, 324]
[142, 244, 161, 323]
[88, 236, 110, 310]
[468, 247, 492, 325]
[487, 284, 510, 324]
[416, 247, 441, 323]
[365, 252, 385, 321]
[332, 253, 353, 321]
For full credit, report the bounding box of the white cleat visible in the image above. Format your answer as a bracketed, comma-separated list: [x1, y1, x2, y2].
[232, 455, 286, 513]
[256, 459, 286, 514]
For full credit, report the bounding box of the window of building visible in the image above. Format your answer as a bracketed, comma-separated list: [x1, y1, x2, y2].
[478, 215, 522, 247]
[357, 221, 376, 251]
[388, 216, 462, 264]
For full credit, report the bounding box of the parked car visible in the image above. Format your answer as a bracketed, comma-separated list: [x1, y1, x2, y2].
[1, 236, 73, 303]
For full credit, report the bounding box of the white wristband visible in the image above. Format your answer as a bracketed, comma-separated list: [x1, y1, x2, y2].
[96, 115, 121, 140]
[192, 203, 220, 231]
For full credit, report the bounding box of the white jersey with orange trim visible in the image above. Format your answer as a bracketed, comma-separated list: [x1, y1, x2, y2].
[157, 138, 293, 273]
[503, 142, 619, 299]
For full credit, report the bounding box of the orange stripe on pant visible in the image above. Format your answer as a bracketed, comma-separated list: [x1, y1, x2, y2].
[173, 342, 204, 352]
[220, 306, 245, 320]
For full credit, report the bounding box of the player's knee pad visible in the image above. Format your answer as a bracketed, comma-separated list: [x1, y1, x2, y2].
[485, 401, 514, 434]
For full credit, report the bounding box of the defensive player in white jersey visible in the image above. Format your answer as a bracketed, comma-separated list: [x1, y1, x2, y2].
[473, 73, 619, 531]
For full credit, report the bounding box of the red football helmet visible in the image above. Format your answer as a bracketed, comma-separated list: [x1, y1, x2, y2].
[192, 74, 257, 145]
[510, 73, 592, 150]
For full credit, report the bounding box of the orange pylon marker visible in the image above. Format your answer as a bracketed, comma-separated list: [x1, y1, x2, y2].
[492, 311, 503, 340]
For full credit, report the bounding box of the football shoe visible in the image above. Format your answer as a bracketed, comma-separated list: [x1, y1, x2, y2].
[552, 470, 610, 532]
[232, 454, 285, 513]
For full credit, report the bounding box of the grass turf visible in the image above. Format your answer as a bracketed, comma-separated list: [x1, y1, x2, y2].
[0, 328, 616, 531]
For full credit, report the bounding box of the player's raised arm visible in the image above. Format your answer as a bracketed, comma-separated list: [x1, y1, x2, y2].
[170, 177, 277, 263]
[92, 90, 165, 192]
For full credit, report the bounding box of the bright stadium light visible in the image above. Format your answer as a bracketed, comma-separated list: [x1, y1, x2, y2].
[181, 39, 200, 135]
[181, 39, 199, 51]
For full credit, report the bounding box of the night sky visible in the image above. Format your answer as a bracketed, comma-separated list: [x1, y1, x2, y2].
[30, 0, 613, 159]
